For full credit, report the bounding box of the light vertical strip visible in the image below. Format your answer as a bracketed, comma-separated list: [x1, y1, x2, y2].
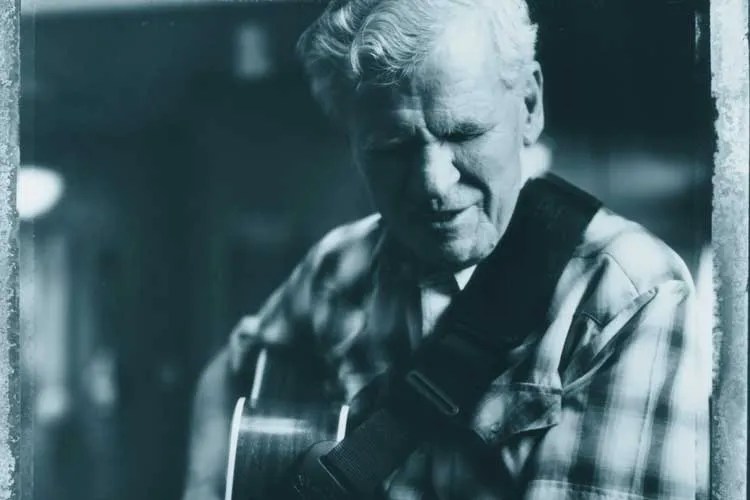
[709, 0, 749, 499]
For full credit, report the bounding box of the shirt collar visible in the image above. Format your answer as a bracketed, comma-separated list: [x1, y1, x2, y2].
[454, 265, 477, 291]
[417, 264, 476, 292]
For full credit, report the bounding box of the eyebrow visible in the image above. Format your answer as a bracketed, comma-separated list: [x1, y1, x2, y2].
[432, 121, 493, 139]
[361, 114, 495, 150]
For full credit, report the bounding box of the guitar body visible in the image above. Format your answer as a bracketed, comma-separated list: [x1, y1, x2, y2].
[225, 347, 349, 500]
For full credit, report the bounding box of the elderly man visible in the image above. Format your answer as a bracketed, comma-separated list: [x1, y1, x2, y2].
[183, 0, 708, 499]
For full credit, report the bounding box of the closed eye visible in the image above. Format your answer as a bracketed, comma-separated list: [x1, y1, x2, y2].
[442, 123, 493, 143]
[445, 130, 486, 143]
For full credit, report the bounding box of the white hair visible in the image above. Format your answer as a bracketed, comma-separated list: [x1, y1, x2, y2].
[296, 0, 538, 121]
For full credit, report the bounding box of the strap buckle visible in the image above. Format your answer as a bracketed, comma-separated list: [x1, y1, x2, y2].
[402, 369, 460, 419]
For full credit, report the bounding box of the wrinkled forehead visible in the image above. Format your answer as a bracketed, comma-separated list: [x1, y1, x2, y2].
[350, 23, 510, 136]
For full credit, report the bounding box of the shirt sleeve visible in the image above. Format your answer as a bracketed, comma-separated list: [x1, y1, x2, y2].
[226, 215, 382, 379]
[523, 279, 710, 500]
[227, 247, 320, 374]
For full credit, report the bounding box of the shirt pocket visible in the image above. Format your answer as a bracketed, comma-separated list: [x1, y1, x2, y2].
[471, 378, 562, 447]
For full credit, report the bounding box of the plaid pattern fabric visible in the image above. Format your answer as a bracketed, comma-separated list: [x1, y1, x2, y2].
[228, 208, 709, 500]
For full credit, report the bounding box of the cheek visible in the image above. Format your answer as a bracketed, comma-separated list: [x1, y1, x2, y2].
[453, 140, 523, 227]
[455, 140, 520, 191]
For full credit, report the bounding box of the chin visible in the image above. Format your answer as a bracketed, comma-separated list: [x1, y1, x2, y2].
[396, 219, 502, 271]
[416, 236, 489, 271]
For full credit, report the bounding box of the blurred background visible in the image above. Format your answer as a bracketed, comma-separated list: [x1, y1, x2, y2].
[18, 1, 712, 499]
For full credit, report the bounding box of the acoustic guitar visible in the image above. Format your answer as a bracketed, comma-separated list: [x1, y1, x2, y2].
[224, 346, 350, 500]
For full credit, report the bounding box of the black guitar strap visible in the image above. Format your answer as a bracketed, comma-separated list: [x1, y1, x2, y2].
[292, 174, 602, 499]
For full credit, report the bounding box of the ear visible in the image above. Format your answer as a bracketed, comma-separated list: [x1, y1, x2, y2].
[522, 62, 544, 146]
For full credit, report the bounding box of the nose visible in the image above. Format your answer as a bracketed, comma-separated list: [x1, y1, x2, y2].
[410, 142, 460, 203]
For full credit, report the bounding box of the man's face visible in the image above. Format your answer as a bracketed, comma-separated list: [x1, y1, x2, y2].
[348, 17, 543, 271]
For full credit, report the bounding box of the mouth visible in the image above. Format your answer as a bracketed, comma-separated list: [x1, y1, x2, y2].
[418, 206, 471, 229]
[426, 208, 464, 222]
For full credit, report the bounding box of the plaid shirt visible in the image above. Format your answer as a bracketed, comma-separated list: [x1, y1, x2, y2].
[228, 206, 709, 500]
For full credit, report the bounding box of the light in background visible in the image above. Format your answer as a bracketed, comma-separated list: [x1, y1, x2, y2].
[20, 231, 72, 425]
[235, 21, 273, 81]
[17, 165, 65, 220]
[84, 350, 118, 410]
[604, 151, 700, 199]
